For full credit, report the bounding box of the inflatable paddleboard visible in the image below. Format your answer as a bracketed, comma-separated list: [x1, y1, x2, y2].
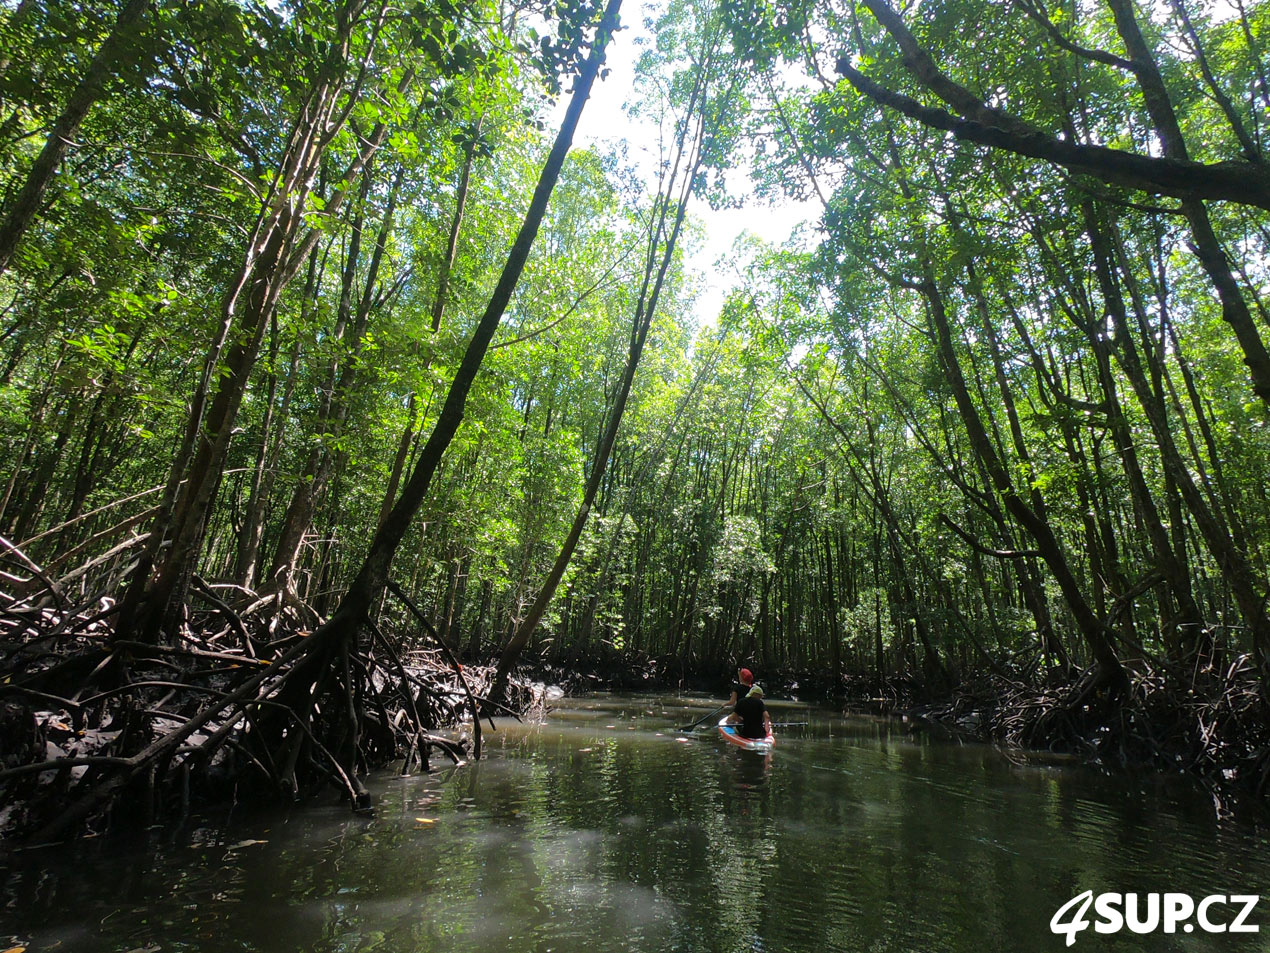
[718, 716, 774, 751]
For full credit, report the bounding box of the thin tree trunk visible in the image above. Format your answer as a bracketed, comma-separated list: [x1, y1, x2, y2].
[307, 0, 622, 660]
[267, 170, 402, 592]
[1078, 201, 1208, 663]
[235, 306, 291, 587]
[0, 0, 150, 272]
[1104, 0, 1270, 406]
[1087, 205, 1269, 665]
[489, 46, 710, 701]
[121, 2, 391, 639]
[919, 272, 1126, 688]
[432, 125, 480, 332]
[0, 0, 36, 80]
[377, 135, 479, 528]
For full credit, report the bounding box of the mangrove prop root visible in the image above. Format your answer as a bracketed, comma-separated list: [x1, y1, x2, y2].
[881, 663, 1269, 815]
[0, 580, 543, 845]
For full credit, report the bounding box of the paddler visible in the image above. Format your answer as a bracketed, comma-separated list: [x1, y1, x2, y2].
[726, 683, 772, 740]
[726, 667, 755, 708]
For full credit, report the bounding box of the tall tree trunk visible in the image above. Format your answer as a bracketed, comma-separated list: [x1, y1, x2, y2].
[0, 0, 151, 272]
[377, 134, 479, 528]
[119, 1, 390, 639]
[235, 304, 302, 587]
[431, 126, 480, 332]
[1087, 205, 1269, 666]
[1078, 201, 1208, 663]
[489, 46, 712, 701]
[267, 170, 401, 592]
[305, 0, 622, 663]
[1104, 0, 1270, 406]
[464, 577, 492, 661]
[0, 345, 67, 533]
[919, 272, 1126, 689]
[795, 370, 954, 687]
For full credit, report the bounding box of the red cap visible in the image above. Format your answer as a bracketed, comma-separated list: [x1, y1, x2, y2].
[738, 668, 753, 686]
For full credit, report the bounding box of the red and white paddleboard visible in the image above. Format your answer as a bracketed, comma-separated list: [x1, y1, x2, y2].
[718, 716, 774, 751]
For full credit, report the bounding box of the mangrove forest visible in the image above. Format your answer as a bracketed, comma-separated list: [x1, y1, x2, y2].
[1, 0, 1269, 851]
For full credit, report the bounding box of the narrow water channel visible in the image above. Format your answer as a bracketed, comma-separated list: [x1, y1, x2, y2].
[3, 695, 1268, 952]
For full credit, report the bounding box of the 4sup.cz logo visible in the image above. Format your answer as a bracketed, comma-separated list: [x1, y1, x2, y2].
[1051, 891, 1260, 946]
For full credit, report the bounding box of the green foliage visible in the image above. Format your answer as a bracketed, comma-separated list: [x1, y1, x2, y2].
[1, 0, 1267, 684]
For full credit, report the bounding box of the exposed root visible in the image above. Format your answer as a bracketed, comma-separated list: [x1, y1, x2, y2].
[0, 576, 544, 846]
[897, 660, 1270, 816]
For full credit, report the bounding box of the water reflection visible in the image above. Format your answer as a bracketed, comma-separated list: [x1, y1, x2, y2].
[729, 745, 772, 794]
[3, 695, 1268, 953]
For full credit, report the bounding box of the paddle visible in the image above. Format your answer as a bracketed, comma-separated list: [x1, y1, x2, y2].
[678, 703, 729, 732]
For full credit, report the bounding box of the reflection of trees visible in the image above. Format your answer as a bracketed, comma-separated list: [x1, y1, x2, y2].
[10, 701, 1270, 952]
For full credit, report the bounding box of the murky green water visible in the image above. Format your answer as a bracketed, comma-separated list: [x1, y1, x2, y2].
[3, 694, 1269, 952]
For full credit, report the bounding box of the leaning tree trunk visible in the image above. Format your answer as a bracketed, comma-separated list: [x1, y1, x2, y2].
[298, 0, 623, 673]
[1077, 201, 1209, 664]
[0, 0, 37, 81]
[488, 48, 717, 702]
[842, 0, 1270, 405]
[118, 1, 391, 641]
[1104, 0, 1270, 409]
[920, 271, 1127, 690]
[0, 0, 151, 273]
[1087, 205, 1270, 667]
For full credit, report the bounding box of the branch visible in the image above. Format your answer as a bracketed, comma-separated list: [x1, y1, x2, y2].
[191, 573, 255, 655]
[837, 64, 1270, 210]
[1013, 0, 1139, 72]
[0, 535, 67, 609]
[0, 756, 133, 782]
[493, 259, 634, 353]
[854, 0, 1036, 135]
[1107, 569, 1166, 625]
[110, 639, 271, 668]
[939, 513, 1042, 559]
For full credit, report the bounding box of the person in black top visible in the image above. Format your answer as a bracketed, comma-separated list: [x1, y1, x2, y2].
[726, 667, 754, 708]
[729, 684, 772, 740]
